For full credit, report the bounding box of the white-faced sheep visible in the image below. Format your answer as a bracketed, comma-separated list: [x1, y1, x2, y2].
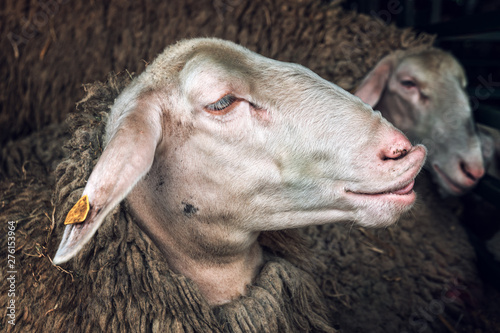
[53, 38, 426, 306]
[355, 48, 485, 196]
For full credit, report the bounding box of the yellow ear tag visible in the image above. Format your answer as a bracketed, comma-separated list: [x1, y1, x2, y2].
[64, 195, 90, 225]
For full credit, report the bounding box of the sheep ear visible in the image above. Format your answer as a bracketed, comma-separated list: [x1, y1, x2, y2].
[355, 54, 395, 107]
[53, 97, 162, 265]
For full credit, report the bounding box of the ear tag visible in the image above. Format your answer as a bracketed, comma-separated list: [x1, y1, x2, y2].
[64, 195, 90, 225]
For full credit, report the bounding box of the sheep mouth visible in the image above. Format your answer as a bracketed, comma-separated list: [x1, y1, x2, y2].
[432, 164, 467, 195]
[345, 180, 415, 197]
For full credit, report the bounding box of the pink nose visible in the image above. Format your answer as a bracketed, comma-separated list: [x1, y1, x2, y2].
[460, 161, 485, 183]
[378, 130, 413, 161]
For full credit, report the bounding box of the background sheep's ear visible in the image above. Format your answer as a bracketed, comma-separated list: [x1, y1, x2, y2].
[355, 55, 395, 107]
[53, 99, 162, 265]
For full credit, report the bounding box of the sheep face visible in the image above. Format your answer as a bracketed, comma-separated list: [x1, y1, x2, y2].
[356, 48, 485, 196]
[54, 38, 426, 305]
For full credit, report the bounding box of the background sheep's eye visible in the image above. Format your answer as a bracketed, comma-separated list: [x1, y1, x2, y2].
[206, 95, 237, 111]
[401, 80, 417, 88]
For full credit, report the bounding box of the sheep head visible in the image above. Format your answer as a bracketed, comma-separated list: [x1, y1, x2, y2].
[356, 48, 485, 196]
[54, 38, 426, 305]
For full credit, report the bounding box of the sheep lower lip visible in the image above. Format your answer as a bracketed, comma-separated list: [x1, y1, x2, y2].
[390, 180, 415, 195]
[348, 180, 415, 196]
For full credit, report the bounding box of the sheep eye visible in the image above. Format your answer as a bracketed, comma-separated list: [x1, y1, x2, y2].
[401, 80, 417, 88]
[206, 95, 237, 112]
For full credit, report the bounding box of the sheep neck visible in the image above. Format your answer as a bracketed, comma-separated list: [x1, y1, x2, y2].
[126, 197, 264, 306]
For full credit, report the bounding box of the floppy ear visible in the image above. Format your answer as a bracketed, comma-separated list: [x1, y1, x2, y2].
[53, 93, 163, 265]
[355, 54, 395, 107]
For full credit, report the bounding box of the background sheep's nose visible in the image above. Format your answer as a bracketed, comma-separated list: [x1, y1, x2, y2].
[460, 160, 485, 182]
[378, 130, 413, 161]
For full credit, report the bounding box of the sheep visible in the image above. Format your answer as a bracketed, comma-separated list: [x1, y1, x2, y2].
[1, 70, 490, 333]
[1, 72, 339, 333]
[355, 48, 485, 196]
[349, 48, 500, 332]
[3, 1, 498, 331]
[52, 37, 426, 307]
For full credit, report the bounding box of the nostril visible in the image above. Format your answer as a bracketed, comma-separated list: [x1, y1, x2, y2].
[460, 161, 485, 182]
[378, 129, 413, 161]
[380, 146, 410, 161]
[394, 148, 408, 159]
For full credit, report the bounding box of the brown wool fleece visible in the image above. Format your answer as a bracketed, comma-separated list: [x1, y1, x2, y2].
[1, 0, 434, 145]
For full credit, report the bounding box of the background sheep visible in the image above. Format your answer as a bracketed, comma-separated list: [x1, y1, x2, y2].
[354, 48, 485, 197]
[1, 0, 499, 332]
[351, 40, 500, 320]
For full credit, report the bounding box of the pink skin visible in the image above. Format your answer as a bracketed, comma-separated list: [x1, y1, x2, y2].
[346, 130, 425, 216]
